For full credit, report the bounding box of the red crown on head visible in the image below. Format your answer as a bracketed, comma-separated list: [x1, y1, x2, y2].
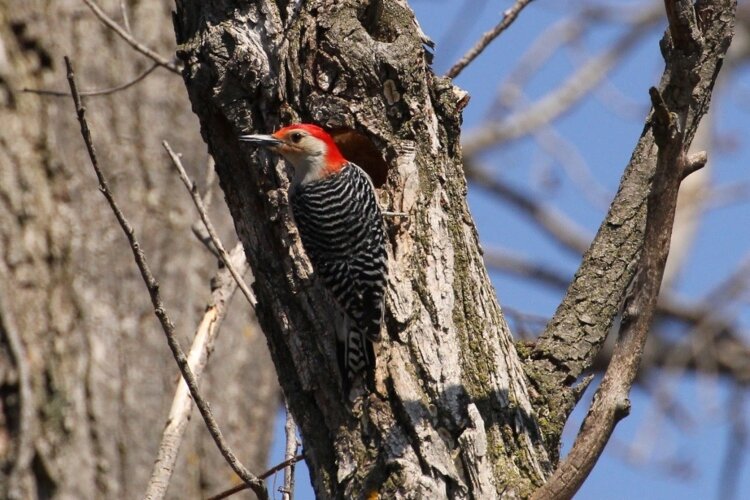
[274, 123, 347, 172]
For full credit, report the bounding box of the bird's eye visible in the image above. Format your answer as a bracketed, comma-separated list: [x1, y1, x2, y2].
[290, 132, 303, 143]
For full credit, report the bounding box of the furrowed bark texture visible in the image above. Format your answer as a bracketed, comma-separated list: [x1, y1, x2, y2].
[0, 1, 277, 498]
[524, 0, 736, 456]
[174, 0, 550, 497]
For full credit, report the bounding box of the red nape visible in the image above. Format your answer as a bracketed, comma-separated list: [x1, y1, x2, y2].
[277, 123, 348, 172]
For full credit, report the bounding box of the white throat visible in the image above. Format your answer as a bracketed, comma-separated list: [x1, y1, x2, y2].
[290, 156, 327, 187]
[281, 142, 330, 187]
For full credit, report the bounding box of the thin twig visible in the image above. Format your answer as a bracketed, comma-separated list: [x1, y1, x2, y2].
[81, 0, 180, 73]
[144, 243, 249, 500]
[207, 454, 306, 500]
[64, 56, 266, 499]
[282, 403, 298, 500]
[192, 223, 221, 258]
[190, 156, 220, 255]
[488, 246, 750, 381]
[120, 0, 132, 33]
[23, 62, 160, 97]
[485, 16, 585, 120]
[466, 163, 591, 254]
[484, 247, 571, 289]
[445, 0, 534, 79]
[719, 390, 747, 500]
[707, 181, 750, 208]
[203, 155, 218, 208]
[531, 124, 613, 209]
[0, 289, 35, 498]
[162, 141, 257, 308]
[436, 0, 492, 63]
[462, 17, 653, 155]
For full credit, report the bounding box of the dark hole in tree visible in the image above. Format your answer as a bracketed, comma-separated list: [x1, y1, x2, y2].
[329, 128, 389, 188]
[357, 0, 398, 44]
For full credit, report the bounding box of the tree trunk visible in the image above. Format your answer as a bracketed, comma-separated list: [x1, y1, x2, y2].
[0, 1, 277, 498]
[174, 0, 550, 497]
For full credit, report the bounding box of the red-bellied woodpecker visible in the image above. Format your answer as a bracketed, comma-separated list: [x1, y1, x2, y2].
[240, 124, 388, 394]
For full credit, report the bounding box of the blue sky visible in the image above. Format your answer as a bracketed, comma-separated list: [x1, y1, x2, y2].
[264, 1, 750, 498]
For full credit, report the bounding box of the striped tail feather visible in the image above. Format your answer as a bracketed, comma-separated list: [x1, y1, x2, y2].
[336, 323, 376, 395]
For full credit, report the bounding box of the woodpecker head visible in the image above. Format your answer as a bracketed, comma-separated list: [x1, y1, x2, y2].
[240, 124, 347, 186]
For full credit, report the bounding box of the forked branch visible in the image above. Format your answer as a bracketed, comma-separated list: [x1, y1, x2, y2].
[531, 0, 730, 495]
[525, 0, 736, 450]
[144, 244, 249, 500]
[533, 83, 706, 499]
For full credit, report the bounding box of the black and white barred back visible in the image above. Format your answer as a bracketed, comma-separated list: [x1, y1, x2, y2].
[291, 163, 388, 392]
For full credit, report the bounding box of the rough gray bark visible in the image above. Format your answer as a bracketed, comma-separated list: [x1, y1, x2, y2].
[174, 0, 550, 498]
[0, 1, 277, 498]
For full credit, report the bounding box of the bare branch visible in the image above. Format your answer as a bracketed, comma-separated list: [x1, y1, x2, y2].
[81, 0, 180, 73]
[463, 14, 655, 155]
[445, 0, 534, 79]
[64, 56, 266, 499]
[533, 79, 704, 498]
[529, 125, 613, 209]
[485, 4, 661, 119]
[488, 18, 585, 116]
[282, 403, 298, 500]
[525, 0, 736, 450]
[206, 454, 306, 500]
[190, 161, 220, 256]
[488, 247, 750, 382]
[648, 324, 750, 382]
[163, 141, 257, 309]
[144, 244, 249, 500]
[706, 180, 750, 208]
[484, 247, 570, 289]
[23, 62, 160, 97]
[120, 0, 132, 33]
[0, 290, 35, 498]
[664, 0, 703, 50]
[719, 390, 747, 500]
[479, 18, 614, 207]
[466, 163, 591, 254]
